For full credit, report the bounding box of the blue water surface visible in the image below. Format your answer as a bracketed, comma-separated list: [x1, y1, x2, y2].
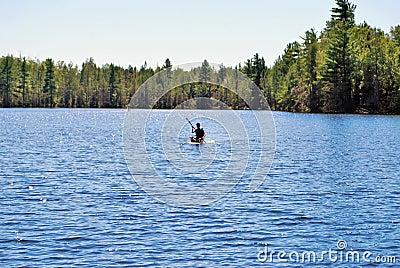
[0, 109, 399, 267]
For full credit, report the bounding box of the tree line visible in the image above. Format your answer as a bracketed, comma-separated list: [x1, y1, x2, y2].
[1, 0, 399, 114]
[250, 0, 400, 114]
[0, 56, 159, 108]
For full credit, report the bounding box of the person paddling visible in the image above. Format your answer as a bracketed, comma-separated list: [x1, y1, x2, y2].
[190, 122, 206, 143]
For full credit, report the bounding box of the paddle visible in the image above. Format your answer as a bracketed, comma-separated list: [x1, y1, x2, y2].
[186, 118, 195, 130]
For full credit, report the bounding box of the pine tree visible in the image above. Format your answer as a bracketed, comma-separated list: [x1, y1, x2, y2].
[81, 58, 98, 107]
[43, 58, 56, 107]
[252, 53, 265, 89]
[0, 56, 13, 107]
[108, 64, 117, 107]
[322, 0, 356, 113]
[301, 29, 318, 112]
[199, 59, 212, 82]
[18, 57, 29, 107]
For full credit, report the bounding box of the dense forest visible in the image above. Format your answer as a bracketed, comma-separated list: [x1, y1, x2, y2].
[1, 0, 400, 113]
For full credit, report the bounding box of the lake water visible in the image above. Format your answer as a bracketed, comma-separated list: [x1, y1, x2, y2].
[1, 109, 399, 267]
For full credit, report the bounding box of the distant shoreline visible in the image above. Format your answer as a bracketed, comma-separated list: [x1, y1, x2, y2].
[1, 107, 399, 116]
[2, 0, 400, 115]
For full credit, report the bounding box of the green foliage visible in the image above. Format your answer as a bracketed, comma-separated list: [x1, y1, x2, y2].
[319, 0, 356, 112]
[199, 60, 212, 82]
[0, 0, 399, 113]
[329, 0, 356, 27]
[43, 58, 56, 107]
[255, 0, 400, 114]
[17, 57, 29, 107]
[0, 57, 159, 108]
[0, 55, 14, 107]
[391, 25, 400, 45]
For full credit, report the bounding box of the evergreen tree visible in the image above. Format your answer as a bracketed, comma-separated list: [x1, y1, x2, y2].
[199, 59, 212, 82]
[322, 0, 356, 113]
[301, 29, 319, 111]
[81, 58, 98, 107]
[0, 56, 13, 107]
[17, 57, 29, 107]
[1, 0, 399, 116]
[43, 58, 56, 107]
[242, 59, 253, 80]
[252, 53, 265, 89]
[390, 25, 400, 45]
[108, 64, 117, 107]
[217, 64, 228, 102]
[58, 62, 79, 108]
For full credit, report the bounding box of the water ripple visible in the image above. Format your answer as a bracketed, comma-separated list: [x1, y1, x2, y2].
[0, 109, 399, 267]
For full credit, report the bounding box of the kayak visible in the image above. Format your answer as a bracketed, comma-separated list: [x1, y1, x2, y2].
[183, 139, 204, 145]
[182, 139, 216, 145]
[184, 141, 203, 145]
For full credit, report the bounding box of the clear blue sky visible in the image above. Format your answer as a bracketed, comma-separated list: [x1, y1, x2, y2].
[1, 0, 399, 68]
